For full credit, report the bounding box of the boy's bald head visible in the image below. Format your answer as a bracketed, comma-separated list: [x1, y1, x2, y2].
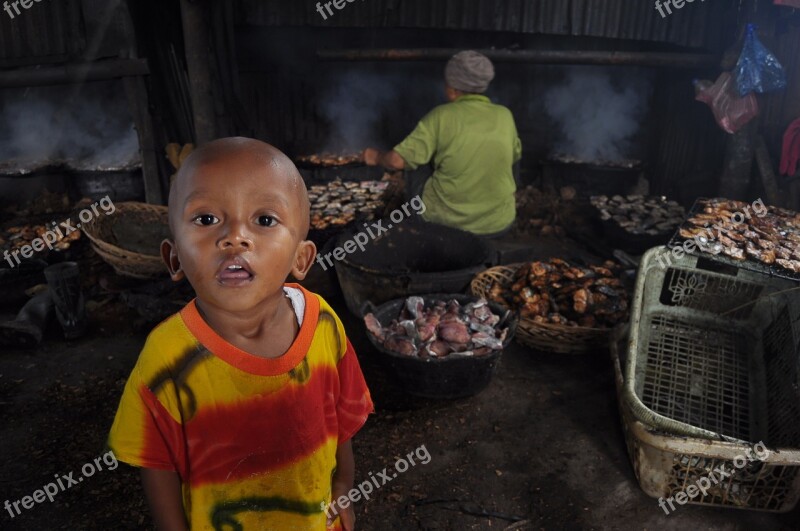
[169, 137, 310, 238]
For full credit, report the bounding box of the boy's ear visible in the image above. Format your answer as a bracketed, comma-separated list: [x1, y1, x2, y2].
[160, 239, 185, 281]
[290, 240, 317, 281]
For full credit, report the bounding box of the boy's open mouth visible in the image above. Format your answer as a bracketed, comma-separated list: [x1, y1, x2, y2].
[217, 256, 254, 285]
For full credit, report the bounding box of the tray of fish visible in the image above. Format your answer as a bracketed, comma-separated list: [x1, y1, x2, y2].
[668, 198, 800, 280]
[362, 294, 517, 399]
[548, 153, 642, 170]
[307, 179, 390, 230]
[591, 195, 685, 236]
[296, 152, 363, 168]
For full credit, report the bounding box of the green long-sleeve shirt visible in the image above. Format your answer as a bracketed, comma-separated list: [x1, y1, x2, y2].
[393, 94, 522, 235]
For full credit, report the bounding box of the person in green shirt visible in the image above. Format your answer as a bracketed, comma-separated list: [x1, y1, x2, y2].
[364, 50, 522, 236]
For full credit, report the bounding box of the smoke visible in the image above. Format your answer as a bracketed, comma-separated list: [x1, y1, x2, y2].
[544, 67, 652, 162]
[0, 80, 140, 170]
[318, 71, 401, 153]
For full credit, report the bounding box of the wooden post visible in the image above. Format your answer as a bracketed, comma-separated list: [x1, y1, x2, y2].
[718, 120, 756, 200]
[180, 0, 216, 145]
[123, 76, 164, 205]
[754, 135, 781, 207]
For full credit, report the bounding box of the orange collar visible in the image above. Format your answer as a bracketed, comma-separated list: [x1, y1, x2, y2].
[179, 284, 320, 376]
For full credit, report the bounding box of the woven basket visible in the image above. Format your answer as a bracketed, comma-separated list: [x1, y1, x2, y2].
[81, 202, 169, 279]
[470, 263, 612, 354]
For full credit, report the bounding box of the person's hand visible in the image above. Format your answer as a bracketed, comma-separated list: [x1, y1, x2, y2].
[362, 148, 380, 166]
[326, 483, 355, 531]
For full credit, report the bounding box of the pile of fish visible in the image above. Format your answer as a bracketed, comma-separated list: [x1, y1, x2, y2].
[514, 185, 567, 237]
[487, 259, 629, 328]
[591, 195, 685, 235]
[297, 152, 362, 167]
[308, 179, 389, 230]
[365, 297, 509, 359]
[1, 223, 80, 254]
[678, 198, 800, 273]
[550, 153, 641, 169]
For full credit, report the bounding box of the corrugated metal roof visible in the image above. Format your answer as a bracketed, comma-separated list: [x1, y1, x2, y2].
[0, 0, 85, 67]
[235, 0, 740, 51]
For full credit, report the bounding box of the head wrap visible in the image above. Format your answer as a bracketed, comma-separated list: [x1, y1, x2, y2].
[444, 50, 495, 94]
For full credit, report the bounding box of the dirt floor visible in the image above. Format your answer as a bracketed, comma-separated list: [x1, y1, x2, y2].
[1, 238, 799, 530]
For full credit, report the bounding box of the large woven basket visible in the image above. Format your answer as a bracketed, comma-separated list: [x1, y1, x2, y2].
[81, 202, 169, 279]
[470, 263, 612, 354]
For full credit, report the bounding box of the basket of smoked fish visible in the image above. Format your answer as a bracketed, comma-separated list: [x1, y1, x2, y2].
[362, 294, 517, 399]
[470, 260, 630, 354]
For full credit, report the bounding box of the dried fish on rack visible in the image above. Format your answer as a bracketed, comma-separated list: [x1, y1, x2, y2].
[308, 179, 390, 230]
[676, 198, 800, 273]
[591, 195, 685, 235]
[365, 296, 508, 359]
[550, 153, 641, 169]
[1, 222, 80, 254]
[297, 152, 363, 167]
[486, 259, 629, 328]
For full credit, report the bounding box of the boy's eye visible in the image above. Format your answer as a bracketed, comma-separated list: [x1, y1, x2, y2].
[193, 214, 219, 226]
[258, 215, 276, 227]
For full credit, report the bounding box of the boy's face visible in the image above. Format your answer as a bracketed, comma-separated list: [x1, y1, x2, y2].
[162, 140, 315, 314]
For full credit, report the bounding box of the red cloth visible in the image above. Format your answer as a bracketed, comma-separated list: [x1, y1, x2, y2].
[780, 118, 800, 176]
[775, 0, 800, 7]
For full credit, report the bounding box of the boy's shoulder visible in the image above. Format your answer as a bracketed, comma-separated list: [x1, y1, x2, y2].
[301, 288, 350, 359]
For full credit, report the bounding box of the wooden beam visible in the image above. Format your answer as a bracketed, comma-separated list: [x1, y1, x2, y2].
[317, 49, 719, 68]
[0, 58, 149, 88]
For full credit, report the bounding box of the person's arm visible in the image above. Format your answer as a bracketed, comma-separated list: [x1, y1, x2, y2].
[141, 468, 188, 531]
[363, 148, 405, 171]
[327, 440, 356, 531]
[365, 109, 438, 172]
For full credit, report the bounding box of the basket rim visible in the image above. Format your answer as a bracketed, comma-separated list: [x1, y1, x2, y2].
[82, 201, 168, 260]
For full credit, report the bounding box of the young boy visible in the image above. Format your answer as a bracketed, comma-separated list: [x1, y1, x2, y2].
[107, 137, 373, 530]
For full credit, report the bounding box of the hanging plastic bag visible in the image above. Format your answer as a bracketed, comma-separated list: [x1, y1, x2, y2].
[734, 23, 787, 96]
[694, 73, 759, 134]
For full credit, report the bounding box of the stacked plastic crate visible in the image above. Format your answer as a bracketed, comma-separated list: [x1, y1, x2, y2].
[612, 247, 800, 512]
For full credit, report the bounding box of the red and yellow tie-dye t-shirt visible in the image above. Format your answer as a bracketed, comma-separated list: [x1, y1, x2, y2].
[107, 285, 373, 530]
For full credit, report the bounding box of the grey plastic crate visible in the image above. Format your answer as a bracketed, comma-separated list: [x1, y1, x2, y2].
[611, 324, 800, 512]
[623, 247, 800, 447]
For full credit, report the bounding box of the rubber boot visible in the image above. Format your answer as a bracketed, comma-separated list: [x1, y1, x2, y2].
[0, 290, 54, 349]
[44, 262, 87, 339]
